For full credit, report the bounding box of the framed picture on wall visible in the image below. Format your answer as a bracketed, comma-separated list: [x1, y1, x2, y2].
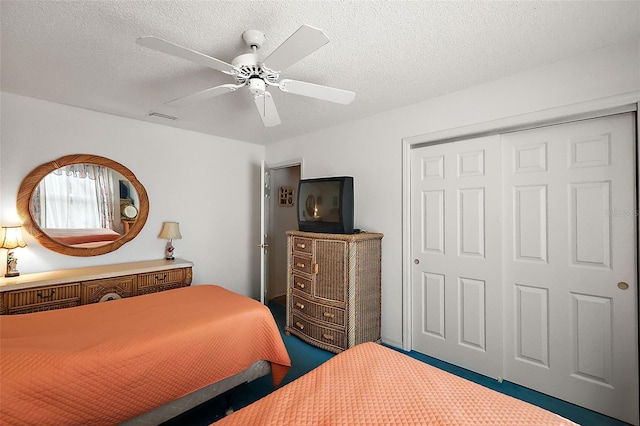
[279, 187, 295, 207]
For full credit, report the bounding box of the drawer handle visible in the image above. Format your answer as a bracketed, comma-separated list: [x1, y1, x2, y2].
[296, 262, 305, 268]
[322, 333, 335, 341]
[295, 302, 305, 310]
[155, 274, 167, 281]
[37, 289, 56, 299]
[296, 243, 306, 249]
[295, 282, 305, 289]
[295, 322, 304, 330]
[323, 312, 335, 318]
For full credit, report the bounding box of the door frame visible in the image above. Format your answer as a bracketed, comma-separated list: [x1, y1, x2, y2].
[260, 158, 304, 304]
[401, 92, 640, 351]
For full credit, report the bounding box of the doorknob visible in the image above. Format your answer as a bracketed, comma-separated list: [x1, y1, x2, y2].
[617, 282, 629, 290]
[414, 259, 420, 264]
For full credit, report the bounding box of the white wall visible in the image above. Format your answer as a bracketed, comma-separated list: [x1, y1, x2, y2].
[0, 93, 265, 299]
[265, 37, 640, 348]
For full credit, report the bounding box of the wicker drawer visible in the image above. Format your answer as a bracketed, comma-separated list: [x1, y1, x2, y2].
[291, 254, 312, 275]
[138, 269, 185, 292]
[6, 283, 81, 314]
[290, 313, 346, 352]
[291, 292, 345, 327]
[291, 236, 312, 254]
[290, 274, 312, 295]
[82, 275, 136, 304]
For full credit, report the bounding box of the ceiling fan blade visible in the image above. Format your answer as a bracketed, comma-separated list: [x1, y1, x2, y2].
[279, 79, 355, 105]
[254, 92, 281, 127]
[263, 25, 329, 72]
[165, 84, 241, 107]
[136, 36, 237, 75]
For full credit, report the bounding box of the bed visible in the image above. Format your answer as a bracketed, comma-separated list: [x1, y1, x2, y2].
[0, 285, 291, 425]
[43, 227, 122, 247]
[216, 342, 577, 426]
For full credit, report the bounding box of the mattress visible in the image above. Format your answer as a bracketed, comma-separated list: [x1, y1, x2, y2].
[0, 285, 291, 425]
[216, 342, 577, 425]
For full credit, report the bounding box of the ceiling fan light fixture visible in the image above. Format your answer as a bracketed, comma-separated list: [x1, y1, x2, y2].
[248, 78, 266, 96]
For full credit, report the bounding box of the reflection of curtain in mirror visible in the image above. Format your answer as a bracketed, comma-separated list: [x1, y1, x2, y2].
[94, 167, 116, 230]
[34, 165, 115, 229]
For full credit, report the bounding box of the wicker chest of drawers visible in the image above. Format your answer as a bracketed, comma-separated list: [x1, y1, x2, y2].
[285, 230, 383, 353]
[0, 259, 193, 315]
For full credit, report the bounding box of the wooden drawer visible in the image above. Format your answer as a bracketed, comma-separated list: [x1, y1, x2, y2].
[82, 275, 136, 304]
[291, 292, 345, 327]
[290, 274, 312, 295]
[290, 313, 346, 352]
[291, 254, 312, 275]
[138, 268, 188, 295]
[291, 236, 312, 254]
[6, 283, 81, 314]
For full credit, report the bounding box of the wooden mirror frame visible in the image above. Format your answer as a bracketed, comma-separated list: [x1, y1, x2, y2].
[16, 154, 149, 256]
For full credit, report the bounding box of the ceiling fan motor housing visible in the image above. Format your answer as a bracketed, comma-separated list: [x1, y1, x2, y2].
[231, 53, 279, 88]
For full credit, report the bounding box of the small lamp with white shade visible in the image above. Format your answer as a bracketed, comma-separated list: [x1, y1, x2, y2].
[1, 226, 27, 277]
[158, 222, 182, 260]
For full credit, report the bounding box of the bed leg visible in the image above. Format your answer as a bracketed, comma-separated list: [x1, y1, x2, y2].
[224, 393, 234, 416]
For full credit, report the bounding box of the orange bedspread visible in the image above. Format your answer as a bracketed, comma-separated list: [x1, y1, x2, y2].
[43, 228, 122, 245]
[0, 285, 290, 425]
[217, 342, 577, 426]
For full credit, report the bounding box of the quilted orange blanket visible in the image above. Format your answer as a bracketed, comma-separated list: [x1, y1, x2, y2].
[42, 228, 122, 245]
[0, 285, 290, 425]
[217, 342, 577, 426]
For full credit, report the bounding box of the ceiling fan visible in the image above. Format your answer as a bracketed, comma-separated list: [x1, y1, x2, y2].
[136, 25, 355, 127]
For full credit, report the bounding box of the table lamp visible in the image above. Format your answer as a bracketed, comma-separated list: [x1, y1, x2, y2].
[1, 226, 27, 277]
[158, 222, 182, 260]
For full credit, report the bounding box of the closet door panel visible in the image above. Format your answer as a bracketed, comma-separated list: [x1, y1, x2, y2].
[502, 113, 638, 425]
[411, 135, 502, 379]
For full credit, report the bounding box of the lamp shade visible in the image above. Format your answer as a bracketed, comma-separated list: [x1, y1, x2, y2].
[158, 222, 182, 240]
[0, 226, 27, 249]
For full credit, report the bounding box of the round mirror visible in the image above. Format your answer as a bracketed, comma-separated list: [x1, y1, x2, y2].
[17, 154, 149, 256]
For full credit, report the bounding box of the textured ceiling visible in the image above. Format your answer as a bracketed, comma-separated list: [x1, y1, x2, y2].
[1, 1, 639, 145]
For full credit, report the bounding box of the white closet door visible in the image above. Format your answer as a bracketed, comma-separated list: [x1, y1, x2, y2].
[502, 113, 638, 425]
[411, 135, 503, 379]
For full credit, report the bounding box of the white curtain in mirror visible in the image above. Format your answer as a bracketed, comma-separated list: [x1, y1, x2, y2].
[32, 165, 116, 229]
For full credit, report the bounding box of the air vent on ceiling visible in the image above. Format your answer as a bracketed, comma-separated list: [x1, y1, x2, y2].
[148, 111, 177, 120]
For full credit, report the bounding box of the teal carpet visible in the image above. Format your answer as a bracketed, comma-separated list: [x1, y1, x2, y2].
[163, 301, 629, 425]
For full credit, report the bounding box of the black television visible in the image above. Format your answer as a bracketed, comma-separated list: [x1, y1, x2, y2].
[297, 176, 354, 234]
